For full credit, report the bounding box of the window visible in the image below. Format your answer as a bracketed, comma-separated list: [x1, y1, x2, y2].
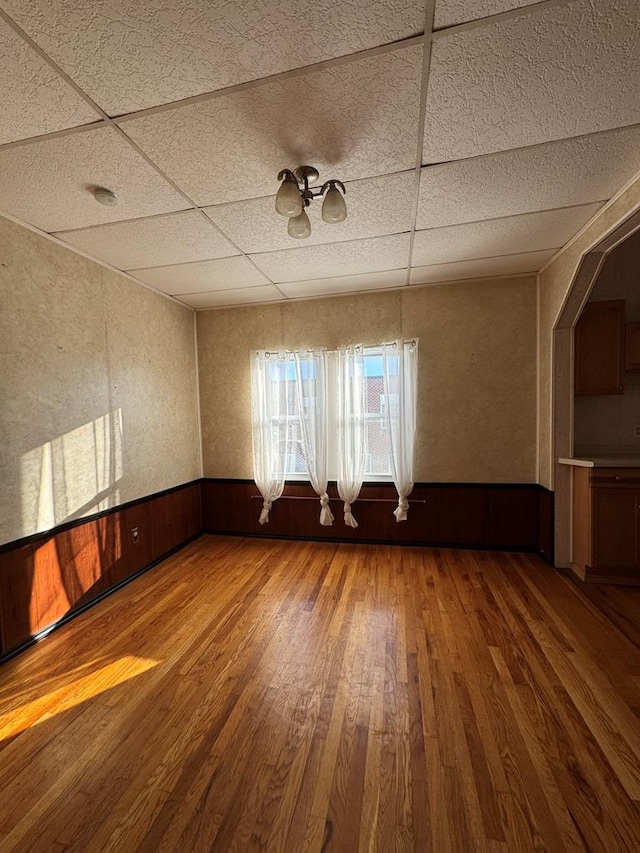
[251, 340, 417, 526]
[265, 350, 395, 479]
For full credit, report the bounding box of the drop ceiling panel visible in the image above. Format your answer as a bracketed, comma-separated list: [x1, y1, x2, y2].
[278, 269, 407, 299]
[123, 46, 423, 206]
[417, 125, 640, 229]
[434, 0, 541, 29]
[251, 234, 410, 283]
[0, 17, 98, 144]
[130, 256, 270, 295]
[54, 210, 239, 270]
[0, 126, 188, 232]
[179, 286, 282, 309]
[424, 0, 640, 162]
[410, 249, 556, 284]
[412, 204, 602, 267]
[1, 0, 425, 115]
[204, 172, 416, 254]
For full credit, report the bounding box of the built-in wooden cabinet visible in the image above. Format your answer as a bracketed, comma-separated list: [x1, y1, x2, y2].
[625, 321, 640, 371]
[572, 467, 640, 583]
[574, 299, 625, 395]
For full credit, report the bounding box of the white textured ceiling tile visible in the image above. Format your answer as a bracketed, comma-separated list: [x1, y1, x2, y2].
[424, 0, 640, 161]
[178, 286, 282, 309]
[0, 127, 188, 232]
[124, 46, 422, 205]
[54, 210, 239, 269]
[1, 0, 424, 114]
[251, 234, 411, 283]
[411, 204, 601, 267]
[204, 172, 416, 253]
[0, 18, 98, 144]
[130, 256, 271, 295]
[409, 249, 556, 284]
[434, 0, 541, 29]
[279, 269, 407, 298]
[417, 125, 640, 229]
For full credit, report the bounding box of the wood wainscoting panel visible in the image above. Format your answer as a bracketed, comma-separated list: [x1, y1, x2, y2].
[538, 485, 554, 564]
[32, 516, 125, 638]
[120, 502, 152, 581]
[0, 544, 36, 654]
[150, 491, 178, 562]
[150, 483, 202, 562]
[202, 479, 546, 554]
[31, 537, 72, 635]
[104, 511, 134, 587]
[54, 519, 112, 607]
[0, 481, 202, 657]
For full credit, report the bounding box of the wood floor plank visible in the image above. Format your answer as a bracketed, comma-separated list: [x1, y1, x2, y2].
[1, 535, 640, 852]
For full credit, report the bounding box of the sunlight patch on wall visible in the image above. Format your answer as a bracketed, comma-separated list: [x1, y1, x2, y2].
[20, 409, 124, 534]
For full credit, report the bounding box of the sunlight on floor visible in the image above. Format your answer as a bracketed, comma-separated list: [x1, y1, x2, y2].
[0, 654, 158, 741]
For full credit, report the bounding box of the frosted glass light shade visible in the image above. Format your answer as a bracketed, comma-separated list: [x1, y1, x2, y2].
[275, 174, 303, 217]
[287, 209, 312, 238]
[321, 186, 347, 223]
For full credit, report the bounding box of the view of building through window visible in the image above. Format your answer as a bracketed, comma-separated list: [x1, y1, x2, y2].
[274, 351, 392, 479]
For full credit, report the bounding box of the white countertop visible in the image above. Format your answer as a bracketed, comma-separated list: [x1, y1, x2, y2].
[559, 455, 640, 468]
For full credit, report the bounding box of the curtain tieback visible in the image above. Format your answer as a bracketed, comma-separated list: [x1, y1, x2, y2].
[394, 496, 409, 523]
[319, 492, 334, 527]
[343, 502, 358, 529]
[259, 499, 273, 525]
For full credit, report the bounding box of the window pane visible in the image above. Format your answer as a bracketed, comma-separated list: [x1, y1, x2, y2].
[286, 416, 307, 474]
[362, 351, 391, 476]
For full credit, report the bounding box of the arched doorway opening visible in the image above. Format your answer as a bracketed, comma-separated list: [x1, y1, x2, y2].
[552, 208, 640, 568]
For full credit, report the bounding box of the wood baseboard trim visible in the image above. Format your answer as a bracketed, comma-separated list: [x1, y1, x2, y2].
[569, 560, 640, 585]
[569, 561, 587, 581]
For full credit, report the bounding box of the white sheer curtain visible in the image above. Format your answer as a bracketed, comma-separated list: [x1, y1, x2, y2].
[251, 351, 290, 524]
[336, 345, 366, 528]
[381, 339, 418, 521]
[294, 350, 334, 526]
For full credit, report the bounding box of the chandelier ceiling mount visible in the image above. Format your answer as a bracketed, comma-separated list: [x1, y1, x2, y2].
[275, 165, 347, 239]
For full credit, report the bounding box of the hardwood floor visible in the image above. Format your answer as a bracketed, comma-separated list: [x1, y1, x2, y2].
[1, 535, 640, 852]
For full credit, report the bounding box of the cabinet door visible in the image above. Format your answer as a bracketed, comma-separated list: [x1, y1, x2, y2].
[592, 488, 640, 568]
[626, 322, 640, 371]
[575, 299, 625, 395]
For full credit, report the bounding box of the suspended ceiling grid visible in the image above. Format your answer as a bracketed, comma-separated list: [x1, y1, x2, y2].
[0, 0, 639, 308]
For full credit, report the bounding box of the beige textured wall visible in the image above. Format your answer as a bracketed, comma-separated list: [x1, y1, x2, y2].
[538, 175, 640, 488]
[197, 276, 537, 483]
[0, 215, 201, 546]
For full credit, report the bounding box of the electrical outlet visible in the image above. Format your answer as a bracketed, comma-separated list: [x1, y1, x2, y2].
[131, 527, 139, 544]
[634, 426, 640, 438]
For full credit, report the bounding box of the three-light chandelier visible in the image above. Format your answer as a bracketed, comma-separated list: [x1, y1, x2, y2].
[275, 165, 347, 239]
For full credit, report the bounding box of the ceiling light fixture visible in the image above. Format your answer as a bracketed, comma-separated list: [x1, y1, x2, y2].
[93, 186, 119, 206]
[275, 166, 346, 239]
